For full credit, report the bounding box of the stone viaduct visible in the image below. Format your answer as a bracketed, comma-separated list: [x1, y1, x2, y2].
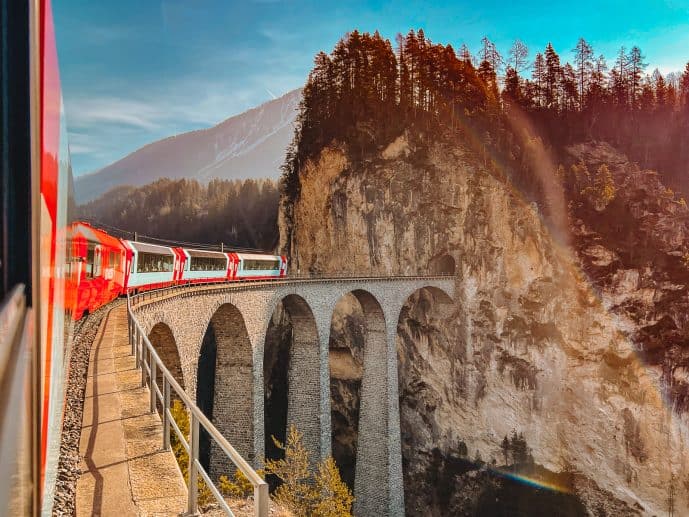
[132, 276, 454, 517]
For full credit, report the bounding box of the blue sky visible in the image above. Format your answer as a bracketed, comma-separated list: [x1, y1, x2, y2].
[54, 0, 689, 176]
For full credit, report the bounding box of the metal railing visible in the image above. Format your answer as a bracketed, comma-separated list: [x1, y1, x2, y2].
[126, 295, 269, 517]
[128, 272, 455, 309]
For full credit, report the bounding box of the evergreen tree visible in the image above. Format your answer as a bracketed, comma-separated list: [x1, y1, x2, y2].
[479, 36, 503, 76]
[586, 54, 608, 110]
[532, 52, 546, 107]
[572, 37, 594, 109]
[503, 66, 522, 105]
[628, 46, 648, 108]
[681, 62, 689, 112]
[613, 46, 630, 107]
[458, 43, 472, 64]
[560, 63, 578, 111]
[653, 69, 667, 110]
[544, 43, 562, 108]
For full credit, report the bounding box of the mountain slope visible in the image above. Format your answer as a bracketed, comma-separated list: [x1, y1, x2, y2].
[74, 88, 301, 203]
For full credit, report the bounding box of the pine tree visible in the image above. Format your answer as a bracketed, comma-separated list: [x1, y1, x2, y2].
[501, 435, 510, 465]
[311, 457, 354, 517]
[613, 46, 630, 107]
[479, 36, 503, 76]
[560, 63, 578, 112]
[532, 52, 546, 107]
[572, 37, 594, 109]
[544, 43, 562, 108]
[503, 66, 522, 105]
[586, 54, 608, 110]
[681, 61, 689, 112]
[458, 43, 472, 64]
[264, 425, 353, 517]
[478, 59, 499, 103]
[628, 46, 647, 108]
[653, 69, 667, 110]
[639, 77, 655, 112]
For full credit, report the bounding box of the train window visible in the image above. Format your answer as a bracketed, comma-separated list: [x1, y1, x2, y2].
[189, 256, 226, 271]
[94, 248, 102, 277]
[85, 243, 95, 279]
[136, 252, 174, 273]
[109, 251, 120, 272]
[243, 259, 280, 271]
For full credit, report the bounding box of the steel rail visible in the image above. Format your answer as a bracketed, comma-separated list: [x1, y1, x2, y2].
[126, 294, 269, 517]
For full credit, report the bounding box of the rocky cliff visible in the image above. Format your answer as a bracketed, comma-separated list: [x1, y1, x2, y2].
[279, 132, 689, 515]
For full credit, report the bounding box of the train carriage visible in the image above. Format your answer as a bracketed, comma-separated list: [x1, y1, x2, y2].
[70, 222, 127, 319]
[233, 253, 287, 279]
[122, 240, 177, 292]
[180, 248, 230, 283]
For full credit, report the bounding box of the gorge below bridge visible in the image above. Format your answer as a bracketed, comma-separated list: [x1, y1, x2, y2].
[130, 274, 455, 517]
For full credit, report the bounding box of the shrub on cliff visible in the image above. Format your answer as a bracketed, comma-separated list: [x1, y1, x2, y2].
[169, 402, 352, 515]
[265, 425, 354, 517]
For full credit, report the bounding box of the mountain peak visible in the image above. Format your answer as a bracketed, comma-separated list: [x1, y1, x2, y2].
[74, 88, 302, 203]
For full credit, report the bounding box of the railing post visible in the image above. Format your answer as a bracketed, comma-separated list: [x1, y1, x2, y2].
[127, 314, 132, 351]
[130, 319, 136, 357]
[135, 326, 140, 368]
[140, 336, 146, 388]
[188, 413, 199, 515]
[162, 376, 170, 451]
[150, 353, 157, 413]
[255, 483, 269, 517]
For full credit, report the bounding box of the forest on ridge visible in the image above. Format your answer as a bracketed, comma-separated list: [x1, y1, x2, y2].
[77, 178, 279, 250]
[282, 29, 689, 214]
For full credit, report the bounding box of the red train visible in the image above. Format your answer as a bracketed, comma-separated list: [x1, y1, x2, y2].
[65, 222, 287, 320]
[68, 221, 287, 319]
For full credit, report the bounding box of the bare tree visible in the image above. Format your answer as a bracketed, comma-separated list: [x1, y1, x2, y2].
[509, 39, 529, 73]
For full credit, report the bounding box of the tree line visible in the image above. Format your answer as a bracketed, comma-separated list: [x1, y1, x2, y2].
[77, 178, 279, 251]
[282, 29, 689, 205]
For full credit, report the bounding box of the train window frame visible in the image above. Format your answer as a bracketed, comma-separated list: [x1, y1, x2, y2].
[85, 243, 96, 279]
[93, 247, 102, 277]
[189, 256, 226, 272]
[109, 250, 119, 272]
[135, 252, 174, 273]
[243, 259, 280, 271]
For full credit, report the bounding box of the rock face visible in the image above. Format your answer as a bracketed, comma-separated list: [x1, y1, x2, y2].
[279, 133, 689, 515]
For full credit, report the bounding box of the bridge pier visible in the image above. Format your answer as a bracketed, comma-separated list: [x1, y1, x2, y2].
[351, 291, 405, 517]
[284, 296, 322, 465]
[385, 313, 405, 517]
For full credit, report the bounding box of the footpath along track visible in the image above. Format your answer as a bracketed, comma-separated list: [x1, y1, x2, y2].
[75, 303, 187, 516]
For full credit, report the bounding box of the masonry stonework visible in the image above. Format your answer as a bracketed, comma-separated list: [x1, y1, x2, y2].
[133, 277, 454, 517]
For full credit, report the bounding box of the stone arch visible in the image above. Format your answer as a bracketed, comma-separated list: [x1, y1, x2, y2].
[197, 303, 254, 477]
[429, 254, 456, 275]
[264, 294, 321, 471]
[328, 289, 389, 516]
[148, 322, 184, 392]
[395, 286, 458, 515]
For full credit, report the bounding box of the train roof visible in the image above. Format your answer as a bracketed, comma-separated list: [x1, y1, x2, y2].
[71, 222, 124, 249]
[235, 252, 282, 261]
[185, 248, 228, 259]
[123, 240, 175, 255]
